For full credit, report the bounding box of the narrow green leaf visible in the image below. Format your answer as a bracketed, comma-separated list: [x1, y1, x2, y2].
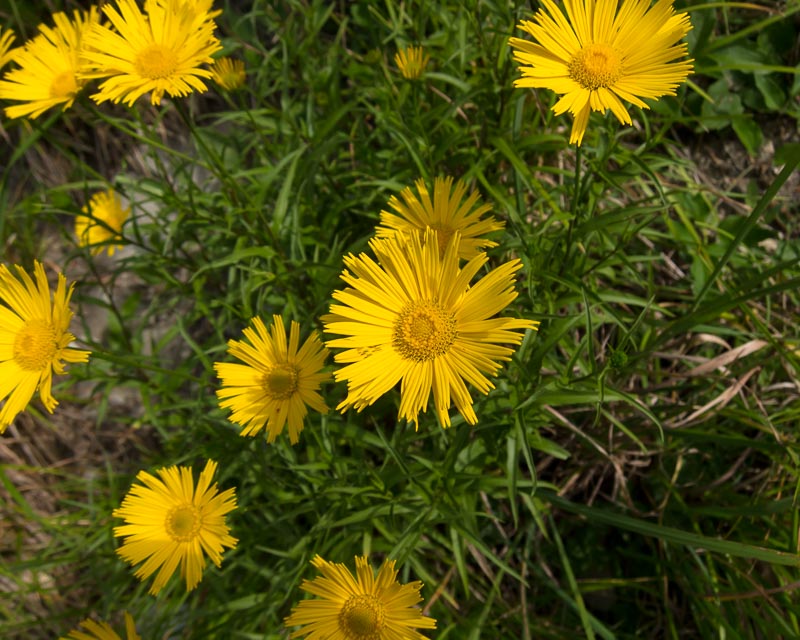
[541, 491, 800, 567]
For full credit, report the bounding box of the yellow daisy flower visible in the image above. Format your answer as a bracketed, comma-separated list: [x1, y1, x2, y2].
[509, 0, 693, 145]
[61, 612, 141, 640]
[75, 189, 131, 256]
[0, 261, 90, 433]
[215, 315, 330, 444]
[80, 0, 221, 106]
[0, 9, 98, 119]
[210, 56, 246, 91]
[113, 459, 237, 595]
[324, 231, 538, 428]
[284, 555, 436, 640]
[394, 45, 430, 80]
[0, 28, 16, 69]
[376, 176, 504, 260]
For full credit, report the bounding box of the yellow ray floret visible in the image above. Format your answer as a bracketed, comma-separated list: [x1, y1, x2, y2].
[324, 231, 538, 428]
[148, 0, 221, 19]
[0, 28, 16, 70]
[509, 0, 693, 145]
[0, 261, 90, 432]
[80, 0, 221, 106]
[113, 459, 237, 595]
[215, 315, 330, 444]
[285, 555, 436, 639]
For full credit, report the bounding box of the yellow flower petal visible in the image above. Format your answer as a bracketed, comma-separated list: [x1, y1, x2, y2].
[60, 611, 141, 640]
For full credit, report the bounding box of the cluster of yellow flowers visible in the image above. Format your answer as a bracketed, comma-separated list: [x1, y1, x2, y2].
[0, 0, 694, 637]
[0, 0, 244, 120]
[216, 176, 538, 441]
[4, 177, 533, 640]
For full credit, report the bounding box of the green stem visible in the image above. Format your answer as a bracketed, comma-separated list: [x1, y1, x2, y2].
[559, 144, 583, 277]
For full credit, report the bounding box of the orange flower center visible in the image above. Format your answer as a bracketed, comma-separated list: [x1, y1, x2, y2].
[50, 71, 78, 99]
[13, 319, 59, 371]
[392, 300, 457, 362]
[165, 504, 201, 541]
[134, 44, 178, 79]
[263, 364, 299, 400]
[339, 594, 385, 639]
[568, 43, 623, 90]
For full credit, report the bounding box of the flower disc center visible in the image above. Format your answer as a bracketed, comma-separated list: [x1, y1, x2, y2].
[339, 594, 385, 639]
[263, 364, 299, 400]
[393, 300, 457, 362]
[134, 44, 178, 79]
[165, 504, 201, 541]
[568, 43, 623, 90]
[13, 319, 59, 371]
[50, 71, 78, 99]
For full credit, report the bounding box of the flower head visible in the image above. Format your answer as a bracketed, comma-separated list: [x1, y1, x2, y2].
[394, 45, 429, 80]
[0, 261, 90, 433]
[0, 28, 16, 69]
[324, 232, 538, 428]
[284, 555, 436, 640]
[210, 56, 246, 91]
[80, 0, 221, 106]
[0, 9, 98, 119]
[509, 0, 693, 145]
[61, 612, 140, 640]
[376, 176, 504, 260]
[113, 459, 237, 595]
[75, 189, 130, 256]
[215, 316, 330, 444]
